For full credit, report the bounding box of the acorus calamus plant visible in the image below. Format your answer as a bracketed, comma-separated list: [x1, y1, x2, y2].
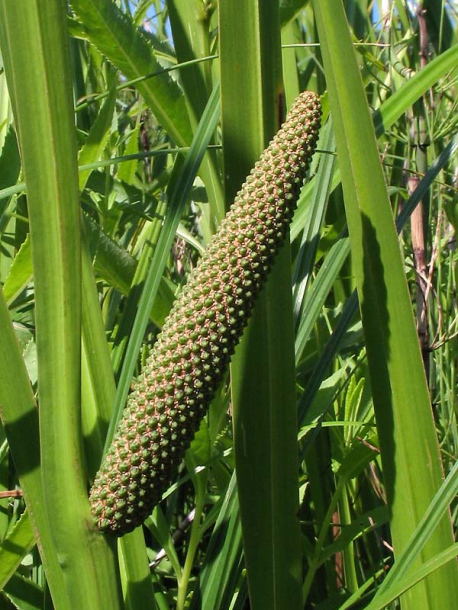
[90, 91, 322, 535]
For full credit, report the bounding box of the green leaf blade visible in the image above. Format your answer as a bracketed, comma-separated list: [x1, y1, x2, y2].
[311, 1, 458, 607]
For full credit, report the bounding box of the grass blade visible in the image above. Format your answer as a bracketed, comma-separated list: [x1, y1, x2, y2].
[0, 510, 35, 591]
[0, 2, 123, 606]
[70, 0, 193, 147]
[192, 474, 244, 610]
[0, 286, 63, 594]
[312, 1, 458, 606]
[220, 2, 303, 608]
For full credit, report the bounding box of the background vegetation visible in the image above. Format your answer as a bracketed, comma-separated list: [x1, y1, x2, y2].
[0, 0, 457, 608]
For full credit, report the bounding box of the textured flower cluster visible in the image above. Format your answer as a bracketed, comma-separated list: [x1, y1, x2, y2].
[89, 91, 322, 535]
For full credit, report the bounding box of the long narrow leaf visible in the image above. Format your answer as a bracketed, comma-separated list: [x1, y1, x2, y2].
[0, 2, 123, 607]
[220, 2, 303, 608]
[70, 0, 192, 147]
[312, 1, 458, 606]
[0, 510, 35, 591]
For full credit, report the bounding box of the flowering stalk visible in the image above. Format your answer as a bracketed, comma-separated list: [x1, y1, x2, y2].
[90, 91, 322, 535]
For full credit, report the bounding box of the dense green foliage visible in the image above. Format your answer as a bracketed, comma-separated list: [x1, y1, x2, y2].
[0, 1, 457, 609]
